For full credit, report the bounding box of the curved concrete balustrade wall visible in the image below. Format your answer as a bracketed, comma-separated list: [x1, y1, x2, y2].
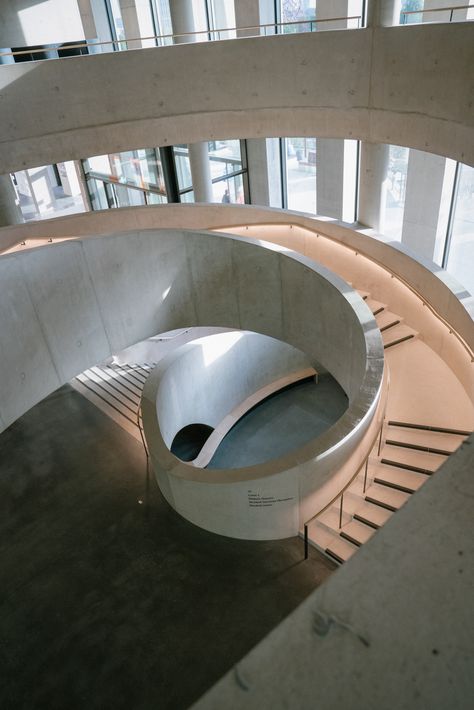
[0, 23, 473, 174]
[2, 203, 472, 360]
[141, 332, 325, 538]
[0, 226, 383, 538]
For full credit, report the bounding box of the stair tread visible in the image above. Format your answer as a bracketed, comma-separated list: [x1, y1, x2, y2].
[385, 425, 467, 453]
[366, 298, 386, 315]
[375, 310, 402, 329]
[340, 519, 376, 545]
[90, 366, 141, 404]
[382, 323, 417, 347]
[372, 462, 430, 493]
[326, 535, 359, 562]
[365, 482, 411, 510]
[353, 500, 393, 527]
[380, 444, 446, 472]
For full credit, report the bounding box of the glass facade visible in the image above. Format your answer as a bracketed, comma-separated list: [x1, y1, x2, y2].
[12, 162, 86, 221]
[447, 164, 474, 294]
[83, 140, 248, 207]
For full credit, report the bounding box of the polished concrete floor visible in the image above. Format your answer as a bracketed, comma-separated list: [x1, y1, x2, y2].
[0, 385, 335, 710]
[209, 374, 348, 468]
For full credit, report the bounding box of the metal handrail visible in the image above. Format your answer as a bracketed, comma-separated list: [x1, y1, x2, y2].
[220, 223, 474, 362]
[0, 16, 362, 59]
[401, 4, 473, 22]
[303, 416, 385, 560]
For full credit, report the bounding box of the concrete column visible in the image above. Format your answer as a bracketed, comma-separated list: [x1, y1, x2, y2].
[0, 174, 23, 227]
[401, 150, 450, 262]
[358, 142, 390, 233]
[235, 0, 261, 37]
[188, 142, 213, 203]
[315, 3, 351, 221]
[367, 0, 402, 26]
[316, 0, 357, 30]
[119, 0, 143, 48]
[77, 0, 97, 38]
[246, 138, 270, 206]
[169, 0, 213, 202]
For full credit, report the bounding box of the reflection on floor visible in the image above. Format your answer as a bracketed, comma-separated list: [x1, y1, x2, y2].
[0, 385, 335, 710]
[208, 374, 348, 468]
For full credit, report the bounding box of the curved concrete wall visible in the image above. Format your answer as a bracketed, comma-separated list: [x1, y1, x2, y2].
[2, 203, 471, 356]
[0, 23, 473, 173]
[0, 226, 383, 538]
[146, 332, 314, 450]
[0, 225, 382, 422]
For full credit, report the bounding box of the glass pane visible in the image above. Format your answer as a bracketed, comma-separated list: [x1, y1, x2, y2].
[180, 190, 195, 203]
[85, 150, 165, 193]
[212, 173, 244, 204]
[135, 0, 157, 48]
[108, 0, 127, 49]
[400, 0, 424, 25]
[174, 145, 192, 190]
[447, 164, 474, 294]
[286, 137, 316, 213]
[147, 191, 168, 205]
[384, 145, 409, 239]
[208, 0, 236, 40]
[88, 177, 109, 210]
[14, 163, 85, 221]
[152, 0, 173, 45]
[209, 140, 242, 180]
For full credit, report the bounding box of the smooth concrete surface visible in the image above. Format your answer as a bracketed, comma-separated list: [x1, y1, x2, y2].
[193, 433, 474, 710]
[0, 173, 23, 227]
[0, 0, 86, 47]
[0, 383, 336, 710]
[1, 23, 474, 174]
[142, 332, 332, 539]
[1, 203, 470, 354]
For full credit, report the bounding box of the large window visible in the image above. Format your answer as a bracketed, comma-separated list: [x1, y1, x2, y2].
[446, 164, 474, 294]
[12, 163, 86, 221]
[83, 148, 167, 207]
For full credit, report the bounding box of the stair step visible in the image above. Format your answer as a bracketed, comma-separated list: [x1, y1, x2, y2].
[353, 501, 393, 529]
[78, 371, 137, 415]
[380, 444, 446, 473]
[375, 309, 401, 332]
[340, 520, 375, 546]
[101, 365, 143, 396]
[325, 536, 359, 564]
[365, 298, 386, 316]
[384, 425, 467, 454]
[372, 462, 430, 494]
[316, 507, 344, 533]
[365, 482, 411, 512]
[387, 420, 472, 437]
[90, 366, 141, 405]
[382, 323, 417, 349]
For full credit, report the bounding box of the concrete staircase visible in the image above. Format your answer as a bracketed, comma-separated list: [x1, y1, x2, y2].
[304, 287, 470, 565]
[70, 362, 155, 442]
[307, 423, 469, 564]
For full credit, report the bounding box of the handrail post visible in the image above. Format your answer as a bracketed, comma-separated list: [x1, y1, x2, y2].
[450, 9, 454, 21]
[304, 524, 309, 559]
[377, 420, 383, 456]
[339, 493, 344, 529]
[363, 459, 369, 493]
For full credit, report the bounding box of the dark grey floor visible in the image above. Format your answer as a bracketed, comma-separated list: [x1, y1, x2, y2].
[209, 373, 348, 468]
[0, 385, 335, 710]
